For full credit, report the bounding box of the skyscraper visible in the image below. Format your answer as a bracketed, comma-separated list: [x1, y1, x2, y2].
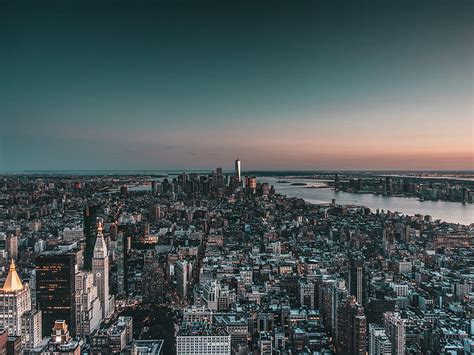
[21, 309, 42, 350]
[235, 158, 241, 184]
[5, 235, 17, 261]
[151, 181, 159, 196]
[335, 173, 341, 191]
[75, 270, 101, 337]
[0, 260, 32, 336]
[383, 312, 406, 355]
[369, 324, 392, 355]
[382, 225, 396, 257]
[92, 221, 111, 319]
[336, 295, 367, 355]
[116, 232, 127, 297]
[148, 205, 161, 223]
[83, 204, 99, 270]
[348, 258, 367, 306]
[36, 252, 76, 337]
[175, 260, 190, 301]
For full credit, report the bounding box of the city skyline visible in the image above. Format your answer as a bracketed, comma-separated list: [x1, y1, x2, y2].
[1, 0, 473, 171]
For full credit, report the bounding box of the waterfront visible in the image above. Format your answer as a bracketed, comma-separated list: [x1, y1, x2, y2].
[260, 177, 474, 225]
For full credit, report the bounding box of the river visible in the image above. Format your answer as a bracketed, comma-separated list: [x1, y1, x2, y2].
[260, 177, 473, 225]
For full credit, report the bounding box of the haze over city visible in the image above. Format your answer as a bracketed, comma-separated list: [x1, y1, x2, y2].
[1, 0, 473, 171]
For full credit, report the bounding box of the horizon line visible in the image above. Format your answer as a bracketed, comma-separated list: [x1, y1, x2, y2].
[1, 169, 473, 174]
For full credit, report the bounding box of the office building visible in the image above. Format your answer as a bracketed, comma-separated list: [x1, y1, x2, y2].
[83, 205, 99, 270]
[176, 323, 231, 355]
[348, 258, 367, 306]
[175, 260, 191, 300]
[0, 260, 32, 336]
[148, 205, 161, 223]
[384, 312, 405, 355]
[369, 324, 392, 355]
[235, 158, 241, 184]
[5, 236, 17, 261]
[336, 296, 367, 355]
[299, 280, 315, 309]
[75, 270, 101, 337]
[36, 252, 76, 337]
[21, 309, 42, 350]
[92, 222, 111, 319]
[116, 232, 127, 297]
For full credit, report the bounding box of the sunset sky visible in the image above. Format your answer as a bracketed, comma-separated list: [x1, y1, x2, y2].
[0, 0, 473, 171]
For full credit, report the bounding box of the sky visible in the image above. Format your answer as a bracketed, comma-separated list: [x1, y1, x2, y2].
[0, 0, 473, 171]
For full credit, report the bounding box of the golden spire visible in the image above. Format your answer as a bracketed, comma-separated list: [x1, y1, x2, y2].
[1, 259, 23, 292]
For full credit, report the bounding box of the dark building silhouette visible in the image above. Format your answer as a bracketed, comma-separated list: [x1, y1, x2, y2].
[336, 296, 367, 355]
[367, 297, 397, 325]
[348, 258, 368, 306]
[83, 204, 98, 270]
[335, 173, 341, 191]
[35, 252, 76, 338]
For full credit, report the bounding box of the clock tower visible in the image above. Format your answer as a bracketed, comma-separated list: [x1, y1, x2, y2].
[92, 220, 110, 319]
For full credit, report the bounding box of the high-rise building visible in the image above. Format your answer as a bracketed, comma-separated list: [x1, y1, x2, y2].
[201, 280, 235, 312]
[0, 233, 6, 260]
[320, 279, 347, 340]
[143, 251, 164, 304]
[335, 173, 341, 191]
[382, 225, 396, 257]
[299, 280, 315, 309]
[235, 158, 241, 183]
[348, 258, 367, 306]
[36, 252, 76, 337]
[116, 232, 127, 297]
[0, 260, 32, 336]
[109, 223, 117, 241]
[383, 312, 405, 355]
[83, 205, 99, 270]
[21, 309, 42, 350]
[148, 205, 161, 223]
[5, 236, 17, 261]
[75, 270, 101, 337]
[92, 222, 111, 319]
[214, 315, 248, 351]
[384, 177, 393, 195]
[176, 323, 231, 355]
[175, 260, 191, 301]
[369, 324, 392, 355]
[336, 296, 367, 355]
[245, 176, 257, 194]
[151, 181, 158, 196]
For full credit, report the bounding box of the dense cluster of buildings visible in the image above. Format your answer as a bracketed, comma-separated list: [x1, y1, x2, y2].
[0, 161, 472, 354]
[332, 173, 474, 202]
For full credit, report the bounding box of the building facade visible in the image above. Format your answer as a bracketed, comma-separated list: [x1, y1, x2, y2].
[0, 261, 32, 336]
[36, 252, 76, 337]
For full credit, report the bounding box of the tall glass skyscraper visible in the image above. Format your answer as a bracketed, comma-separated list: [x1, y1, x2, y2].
[235, 158, 241, 183]
[35, 252, 76, 337]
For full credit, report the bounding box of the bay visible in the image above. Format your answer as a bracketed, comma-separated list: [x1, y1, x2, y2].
[260, 177, 474, 225]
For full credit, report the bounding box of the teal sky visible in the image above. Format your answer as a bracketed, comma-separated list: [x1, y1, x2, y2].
[0, 0, 473, 171]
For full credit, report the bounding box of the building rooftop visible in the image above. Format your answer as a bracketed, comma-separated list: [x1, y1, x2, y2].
[1, 260, 23, 292]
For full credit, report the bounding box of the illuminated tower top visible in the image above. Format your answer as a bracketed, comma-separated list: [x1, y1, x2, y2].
[235, 158, 241, 183]
[1, 260, 23, 292]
